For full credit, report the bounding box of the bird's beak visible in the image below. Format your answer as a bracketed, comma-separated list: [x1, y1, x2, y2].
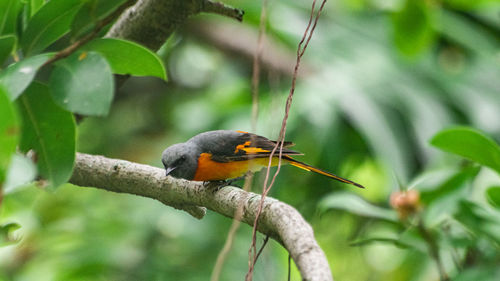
[165, 166, 176, 176]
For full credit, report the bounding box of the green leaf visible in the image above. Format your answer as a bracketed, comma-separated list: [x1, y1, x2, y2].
[0, 53, 52, 100]
[0, 34, 16, 64]
[0, 87, 18, 183]
[17, 82, 76, 189]
[84, 38, 167, 80]
[486, 186, 500, 209]
[392, 0, 434, 57]
[4, 153, 37, 193]
[420, 166, 480, 226]
[430, 127, 500, 174]
[420, 166, 480, 204]
[0, 0, 23, 35]
[0, 222, 20, 246]
[320, 192, 399, 222]
[71, 0, 128, 39]
[454, 200, 500, 244]
[49, 51, 114, 116]
[21, 0, 82, 56]
[27, 0, 45, 17]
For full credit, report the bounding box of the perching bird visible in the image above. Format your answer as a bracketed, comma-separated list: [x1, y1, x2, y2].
[161, 130, 364, 188]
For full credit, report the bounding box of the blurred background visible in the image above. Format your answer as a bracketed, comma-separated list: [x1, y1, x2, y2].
[1, 0, 500, 280]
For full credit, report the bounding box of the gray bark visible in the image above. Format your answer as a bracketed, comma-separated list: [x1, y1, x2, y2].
[70, 153, 333, 281]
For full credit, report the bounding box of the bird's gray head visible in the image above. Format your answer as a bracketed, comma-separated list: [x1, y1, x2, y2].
[161, 143, 199, 180]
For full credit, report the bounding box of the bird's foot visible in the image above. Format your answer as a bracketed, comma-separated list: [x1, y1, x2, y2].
[203, 176, 246, 193]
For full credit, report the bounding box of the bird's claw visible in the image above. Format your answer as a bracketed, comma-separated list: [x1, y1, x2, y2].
[204, 177, 245, 193]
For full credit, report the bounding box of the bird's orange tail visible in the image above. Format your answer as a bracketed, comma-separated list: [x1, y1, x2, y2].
[284, 156, 365, 189]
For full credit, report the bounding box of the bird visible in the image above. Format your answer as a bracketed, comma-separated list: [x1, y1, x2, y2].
[161, 130, 364, 188]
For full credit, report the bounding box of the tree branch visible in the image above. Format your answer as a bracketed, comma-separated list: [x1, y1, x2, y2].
[106, 0, 244, 51]
[70, 153, 333, 281]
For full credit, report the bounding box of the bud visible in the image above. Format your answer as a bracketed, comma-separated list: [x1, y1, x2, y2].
[390, 190, 420, 220]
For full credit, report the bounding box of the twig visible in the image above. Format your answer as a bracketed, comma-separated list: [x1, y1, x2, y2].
[202, 0, 244, 21]
[42, 0, 137, 67]
[253, 235, 270, 264]
[247, 0, 328, 279]
[288, 254, 292, 281]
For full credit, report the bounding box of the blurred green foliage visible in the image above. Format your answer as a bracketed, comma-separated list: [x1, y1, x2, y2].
[1, 0, 500, 280]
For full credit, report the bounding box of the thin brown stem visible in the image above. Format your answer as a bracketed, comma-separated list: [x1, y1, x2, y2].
[247, 1, 327, 280]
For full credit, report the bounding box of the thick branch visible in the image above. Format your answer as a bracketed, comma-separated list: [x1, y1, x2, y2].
[106, 0, 244, 51]
[70, 153, 333, 281]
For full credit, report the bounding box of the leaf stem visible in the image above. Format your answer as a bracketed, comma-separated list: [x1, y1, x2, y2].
[417, 219, 449, 281]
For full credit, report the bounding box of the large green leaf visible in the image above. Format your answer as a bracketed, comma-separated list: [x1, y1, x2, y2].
[0, 34, 16, 64]
[84, 38, 167, 80]
[320, 192, 399, 222]
[430, 127, 500, 174]
[71, 0, 128, 39]
[17, 82, 76, 189]
[0, 0, 22, 35]
[49, 51, 114, 116]
[392, 0, 434, 57]
[0, 53, 52, 100]
[21, 0, 82, 56]
[0, 87, 18, 183]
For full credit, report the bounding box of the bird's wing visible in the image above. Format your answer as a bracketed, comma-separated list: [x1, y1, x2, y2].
[193, 130, 301, 163]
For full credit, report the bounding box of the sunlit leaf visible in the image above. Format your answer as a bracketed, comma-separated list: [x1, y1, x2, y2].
[0, 34, 16, 64]
[485, 186, 500, 209]
[430, 127, 500, 174]
[0, 53, 52, 100]
[21, 0, 82, 56]
[49, 51, 114, 116]
[17, 82, 76, 189]
[320, 192, 399, 222]
[0, 0, 22, 35]
[0, 87, 18, 183]
[84, 38, 167, 80]
[3, 153, 36, 193]
[392, 0, 434, 56]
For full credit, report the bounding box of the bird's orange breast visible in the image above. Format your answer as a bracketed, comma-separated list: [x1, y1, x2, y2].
[193, 153, 277, 181]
